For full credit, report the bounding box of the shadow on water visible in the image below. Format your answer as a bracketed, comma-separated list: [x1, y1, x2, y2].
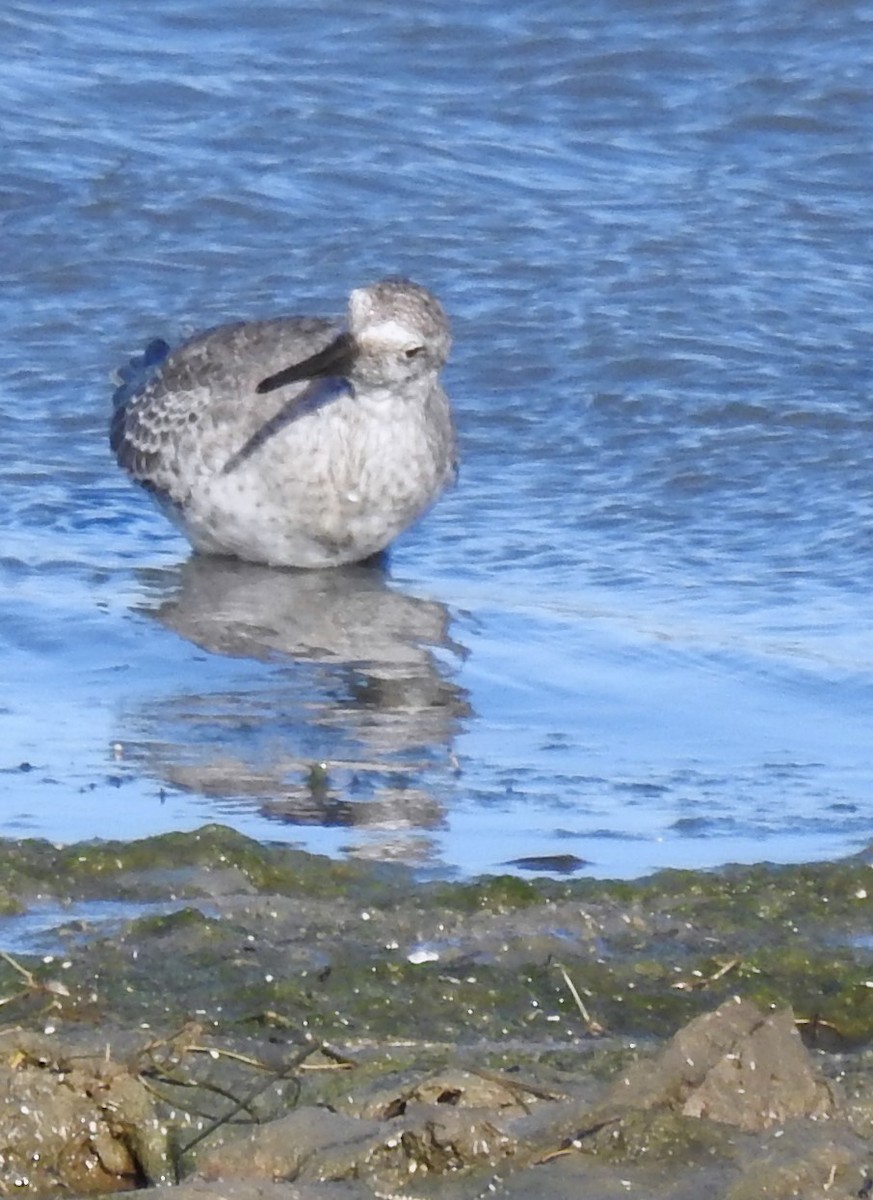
[120, 554, 472, 866]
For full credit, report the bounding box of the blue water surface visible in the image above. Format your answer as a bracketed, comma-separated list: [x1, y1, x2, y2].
[2, 0, 873, 879]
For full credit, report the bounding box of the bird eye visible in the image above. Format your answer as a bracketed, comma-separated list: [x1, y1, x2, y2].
[404, 345, 425, 360]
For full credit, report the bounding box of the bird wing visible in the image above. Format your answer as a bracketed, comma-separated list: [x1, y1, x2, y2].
[110, 316, 342, 493]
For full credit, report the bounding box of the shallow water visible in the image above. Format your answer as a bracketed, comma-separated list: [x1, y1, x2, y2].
[2, 0, 872, 878]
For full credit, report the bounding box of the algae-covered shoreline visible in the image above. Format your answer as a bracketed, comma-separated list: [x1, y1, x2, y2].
[1, 825, 872, 1198]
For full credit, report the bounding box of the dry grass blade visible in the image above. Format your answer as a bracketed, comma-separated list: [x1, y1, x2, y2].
[553, 960, 605, 1035]
[672, 957, 742, 992]
[0, 950, 70, 1010]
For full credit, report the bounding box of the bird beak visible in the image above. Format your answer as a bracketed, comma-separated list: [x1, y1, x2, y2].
[256, 332, 356, 394]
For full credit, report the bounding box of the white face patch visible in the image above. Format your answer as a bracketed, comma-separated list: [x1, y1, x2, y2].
[349, 288, 418, 348]
[361, 318, 418, 349]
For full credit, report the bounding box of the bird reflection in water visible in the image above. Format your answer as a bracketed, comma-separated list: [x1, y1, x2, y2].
[122, 556, 470, 867]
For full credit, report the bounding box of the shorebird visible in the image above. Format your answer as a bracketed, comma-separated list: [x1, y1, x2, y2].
[110, 278, 456, 568]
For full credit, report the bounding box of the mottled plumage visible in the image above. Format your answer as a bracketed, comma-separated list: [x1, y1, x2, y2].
[111, 278, 456, 568]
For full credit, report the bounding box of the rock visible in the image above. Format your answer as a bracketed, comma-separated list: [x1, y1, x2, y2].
[358, 1101, 515, 1180]
[191, 1096, 518, 1189]
[0, 1031, 170, 1193]
[608, 997, 834, 1131]
[725, 1125, 866, 1199]
[191, 1107, 383, 1182]
[337, 1066, 539, 1120]
[105, 1182, 362, 1200]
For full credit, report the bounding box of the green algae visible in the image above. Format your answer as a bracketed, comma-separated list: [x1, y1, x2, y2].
[129, 906, 213, 937]
[431, 873, 543, 912]
[593, 858, 873, 933]
[0, 825, 872, 1047]
[580, 1107, 735, 1164]
[0, 823, 411, 905]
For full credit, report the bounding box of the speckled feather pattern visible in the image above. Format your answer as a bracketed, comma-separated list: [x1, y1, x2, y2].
[111, 280, 456, 567]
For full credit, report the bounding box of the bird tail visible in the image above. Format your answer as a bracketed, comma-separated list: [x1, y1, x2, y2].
[110, 338, 171, 408]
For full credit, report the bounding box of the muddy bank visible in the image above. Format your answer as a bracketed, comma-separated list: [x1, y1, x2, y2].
[0, 825, 871, 1198]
